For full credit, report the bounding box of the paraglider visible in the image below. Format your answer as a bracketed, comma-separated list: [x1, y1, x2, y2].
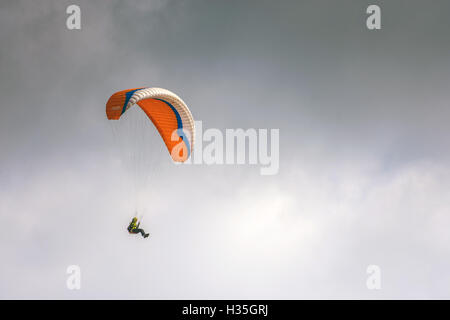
[106, 87, 195, 238]
[127, 217, 149, 238]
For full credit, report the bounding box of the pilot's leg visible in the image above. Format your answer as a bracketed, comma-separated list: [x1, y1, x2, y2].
[135, 228, 146, 237]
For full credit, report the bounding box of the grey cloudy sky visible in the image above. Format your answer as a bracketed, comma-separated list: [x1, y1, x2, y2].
[1, 0, 450, 299]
